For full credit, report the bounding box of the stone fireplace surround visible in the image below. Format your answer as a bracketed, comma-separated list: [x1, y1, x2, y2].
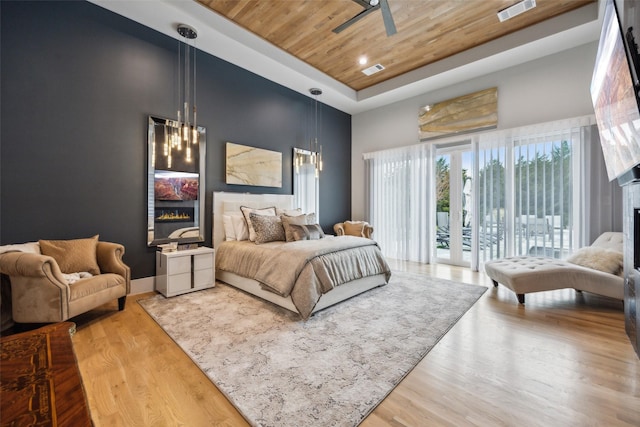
[623, 183, 640, 358]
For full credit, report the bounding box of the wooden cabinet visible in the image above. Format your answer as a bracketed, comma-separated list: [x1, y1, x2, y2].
[155, 247, 215, 297]
[1, 322, 92, 426]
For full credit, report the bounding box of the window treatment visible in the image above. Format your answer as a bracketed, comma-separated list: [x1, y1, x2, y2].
[364, 144, 430, 263]
[364, 115, 606, 268]
[477, 116, 594, 265]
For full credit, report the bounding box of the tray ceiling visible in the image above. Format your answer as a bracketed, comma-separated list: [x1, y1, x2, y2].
[197, 0, 596, 91]
[88, 0, 601, 113]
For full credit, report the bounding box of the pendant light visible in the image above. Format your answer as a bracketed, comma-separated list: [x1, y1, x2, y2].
[165, 24, 198, 169]
[309, 88, 323, 178]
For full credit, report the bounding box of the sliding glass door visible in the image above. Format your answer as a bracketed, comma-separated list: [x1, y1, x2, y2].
[477, 134, 577, 265]
[434, 143, 473, 266]
[365, 116, 589, 269]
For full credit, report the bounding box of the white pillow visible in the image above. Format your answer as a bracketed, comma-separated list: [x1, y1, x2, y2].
[240, 206, 276, 242]
[223, 215, 236, 241]
[232, 215, 249, 241]
[276, 208, 302, 216]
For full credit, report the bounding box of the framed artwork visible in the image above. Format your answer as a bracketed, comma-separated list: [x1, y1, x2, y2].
[418, 87, 498, 141]
[226, 142, 282, 188]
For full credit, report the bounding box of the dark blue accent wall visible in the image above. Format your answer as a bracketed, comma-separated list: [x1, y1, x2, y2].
[0, 1, 352, 279]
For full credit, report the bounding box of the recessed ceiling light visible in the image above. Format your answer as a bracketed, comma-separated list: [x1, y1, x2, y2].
[359, 56, 368, 65]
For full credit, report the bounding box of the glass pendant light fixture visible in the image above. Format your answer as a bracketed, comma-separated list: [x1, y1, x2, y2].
[165, 24, 198, 169]
[309, 88, 323, 178]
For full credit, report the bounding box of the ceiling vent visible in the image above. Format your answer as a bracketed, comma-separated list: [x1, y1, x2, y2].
[362, 63, 385, 76]
[497, 0, 536, 22]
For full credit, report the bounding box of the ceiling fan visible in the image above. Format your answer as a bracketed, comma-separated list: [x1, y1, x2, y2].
[333, 0, 397, 37]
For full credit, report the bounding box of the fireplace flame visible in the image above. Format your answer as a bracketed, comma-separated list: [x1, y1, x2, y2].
[156, 212, 192, 221]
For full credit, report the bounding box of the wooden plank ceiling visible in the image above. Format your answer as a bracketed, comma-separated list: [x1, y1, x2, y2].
[197, 0, 594, 91]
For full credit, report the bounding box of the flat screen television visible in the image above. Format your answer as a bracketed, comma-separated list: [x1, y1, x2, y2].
[591, 0, 640, 185]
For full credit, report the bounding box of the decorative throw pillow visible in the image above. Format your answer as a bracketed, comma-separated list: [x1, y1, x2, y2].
[566, 246, 623, 276]
[281, 213, 316, 242]
[249, 213, 285, 244]
[39, 235, 100, 275]
[240, 206, 277, 242]
[344, 221, 366, 237]
[289, 223, 325, 241]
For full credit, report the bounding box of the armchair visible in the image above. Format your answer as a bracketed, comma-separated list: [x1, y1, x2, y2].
[0, 239, 130, 324]
[334, 221, 374, 239]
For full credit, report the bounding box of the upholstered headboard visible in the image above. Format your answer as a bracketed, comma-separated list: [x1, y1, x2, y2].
[212, 192, 294, 248]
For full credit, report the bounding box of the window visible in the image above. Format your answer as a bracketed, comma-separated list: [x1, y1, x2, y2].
[478, 135, 577, 265]
[365, 115, 596, 268]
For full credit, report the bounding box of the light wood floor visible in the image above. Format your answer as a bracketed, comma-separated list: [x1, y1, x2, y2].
[64, 261, 640, 426]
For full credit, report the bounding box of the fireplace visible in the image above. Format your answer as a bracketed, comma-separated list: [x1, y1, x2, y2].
[155, 207, 194, 223]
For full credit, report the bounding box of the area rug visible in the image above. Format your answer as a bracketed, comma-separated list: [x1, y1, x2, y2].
[139, 270, 486, 427]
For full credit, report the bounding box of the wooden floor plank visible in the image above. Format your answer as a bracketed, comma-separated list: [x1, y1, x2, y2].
[52, 260, 640, 426]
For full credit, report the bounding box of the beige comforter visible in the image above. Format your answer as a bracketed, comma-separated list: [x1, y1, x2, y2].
[215, 236, 391, 318]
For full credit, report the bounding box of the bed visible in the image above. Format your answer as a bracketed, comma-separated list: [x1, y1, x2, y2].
[212, 192, 391, 319]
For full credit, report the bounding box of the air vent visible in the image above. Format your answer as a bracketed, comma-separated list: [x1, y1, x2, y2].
[362, 63, 385, 76]
[497, 0, 536, 22]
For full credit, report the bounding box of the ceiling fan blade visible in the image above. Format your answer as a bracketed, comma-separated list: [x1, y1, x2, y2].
[380, 0, 397, 36]
[333, 6, 379, 34]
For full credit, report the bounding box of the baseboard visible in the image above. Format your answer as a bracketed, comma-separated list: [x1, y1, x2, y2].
[131, 276, 155, 295]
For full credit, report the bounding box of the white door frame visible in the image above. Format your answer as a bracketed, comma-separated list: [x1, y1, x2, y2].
[433, 141, 473, 267]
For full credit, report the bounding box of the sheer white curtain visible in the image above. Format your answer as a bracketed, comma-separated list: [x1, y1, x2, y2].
[363, 115, 605, 267]
[583, 125, 624, 242]
[364, 144, 430, 263]
[477, 116, 596, 265]
[293, 149, 319, 220]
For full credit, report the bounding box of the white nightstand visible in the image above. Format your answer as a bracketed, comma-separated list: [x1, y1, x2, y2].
[155, 247, 215, 297]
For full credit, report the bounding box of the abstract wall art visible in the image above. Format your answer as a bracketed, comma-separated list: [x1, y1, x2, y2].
[418, 87, 498, 141]
[225, 142, 282, 188]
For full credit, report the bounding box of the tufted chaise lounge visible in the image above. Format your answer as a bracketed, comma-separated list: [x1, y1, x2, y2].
[484, 232, 624, 303]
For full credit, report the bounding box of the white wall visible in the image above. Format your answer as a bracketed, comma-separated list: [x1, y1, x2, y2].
[351, 42, 599, 219]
